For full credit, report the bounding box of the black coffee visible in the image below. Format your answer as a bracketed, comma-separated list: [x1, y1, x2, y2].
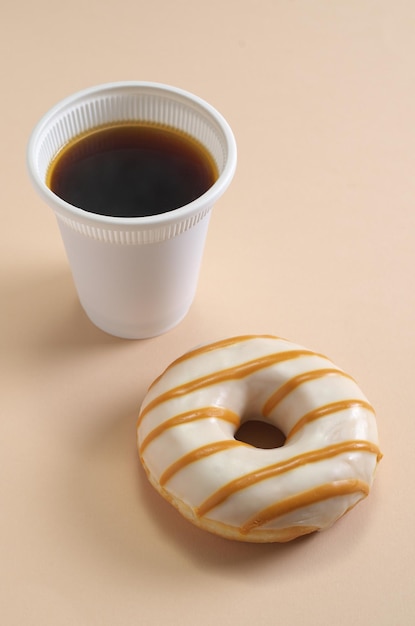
[47, 122, 218, 218]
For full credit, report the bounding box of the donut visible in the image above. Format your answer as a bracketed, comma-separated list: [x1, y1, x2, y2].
[136, 335, 382, 542]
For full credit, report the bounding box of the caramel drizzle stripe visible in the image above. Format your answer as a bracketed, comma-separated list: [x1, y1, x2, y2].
[286, 399, 375, 440]
[159, 440, 245, 486]
[147, 335, 281, 390]
[139, 407, 240, 454]
[196, 439, 380, 517]
[262, 368, 355, 417]
[273, 525, 320, 541]
[137, 349, 322, 427]
[240, 479, 370, 534]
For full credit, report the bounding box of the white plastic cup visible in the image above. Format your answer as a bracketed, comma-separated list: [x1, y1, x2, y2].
[27, 82, 237, 338]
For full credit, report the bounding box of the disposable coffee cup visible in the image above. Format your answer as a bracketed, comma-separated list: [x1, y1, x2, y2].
[27, 81, 237, 339]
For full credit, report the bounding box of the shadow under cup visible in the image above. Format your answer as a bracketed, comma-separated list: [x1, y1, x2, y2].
[27, 82, 237, 339]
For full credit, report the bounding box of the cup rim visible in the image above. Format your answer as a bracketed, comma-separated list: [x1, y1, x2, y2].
[27, 81, 237, 228]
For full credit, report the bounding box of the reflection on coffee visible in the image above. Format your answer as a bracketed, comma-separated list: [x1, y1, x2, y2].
[47, 122, 218, 218]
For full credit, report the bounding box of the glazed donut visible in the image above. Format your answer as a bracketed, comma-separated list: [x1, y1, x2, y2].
[137, 335, 381, 542]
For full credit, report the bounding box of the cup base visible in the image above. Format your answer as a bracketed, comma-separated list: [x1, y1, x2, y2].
[82, 303, 191, 340]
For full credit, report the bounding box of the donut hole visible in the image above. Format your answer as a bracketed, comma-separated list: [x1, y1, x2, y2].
[234, 420, 286, 449]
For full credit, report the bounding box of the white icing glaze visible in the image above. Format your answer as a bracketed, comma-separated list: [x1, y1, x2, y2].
[137, 335, 381, 542]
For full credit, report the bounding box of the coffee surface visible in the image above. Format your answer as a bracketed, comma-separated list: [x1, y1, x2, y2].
[47, 122, 218, 217]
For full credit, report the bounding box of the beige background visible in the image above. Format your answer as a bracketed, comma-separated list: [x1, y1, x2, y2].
[1, 1, 413, 624]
